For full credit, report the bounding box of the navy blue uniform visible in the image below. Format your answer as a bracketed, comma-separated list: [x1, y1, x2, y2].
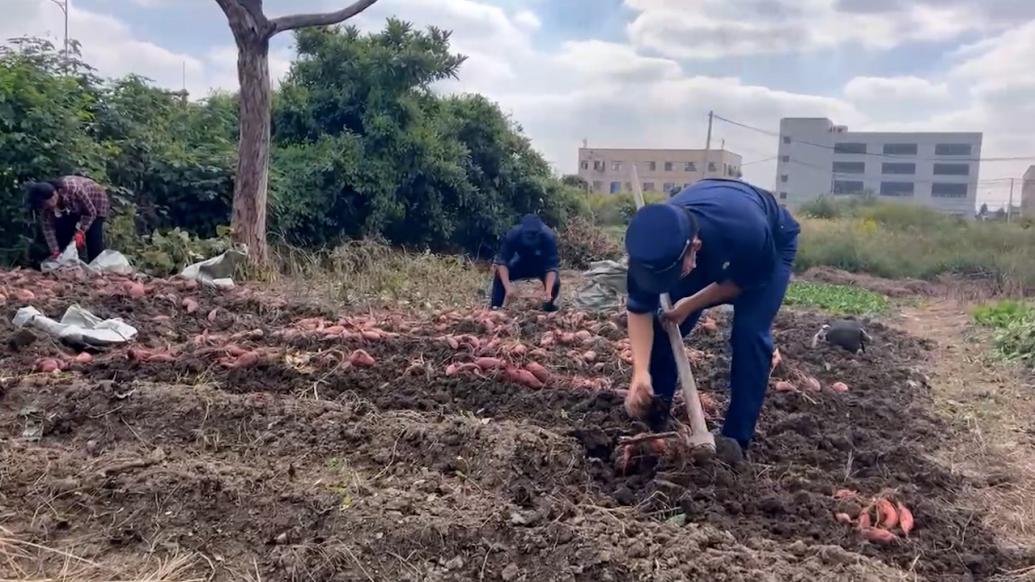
[627, 179, 800, 448]
[491, 216, 561, 309]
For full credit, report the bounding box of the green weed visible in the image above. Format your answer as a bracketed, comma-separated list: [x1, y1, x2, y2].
[784, 281, 889, 315]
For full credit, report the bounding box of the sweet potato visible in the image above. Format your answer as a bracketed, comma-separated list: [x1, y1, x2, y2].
[152, 315, 172, 322]
[36, 358, 62, 373]
[443, 336, 460, 350]
[559, 332, 576, 345]
[858, 509, 872, 530]
[801, 376, 822, 393]
[74, 352, 93, 364]
[507, 343, 527, 356]
[147, 353, 177, 363]
[360, 330, 383, 341]
[349, 349, 376, 367]
[445, 363, 461, 376]
[227, 351, 262, 369]
[125, 281, 146, 299]
[833, 489, 858, 501]
[506, 368, 544, 388]
[575, 330, 593, 344]
[897, 502, 914, 536]
[225, 344, 249, 357]
[830, 381, 849, 393]
[525, 362, 551, 383]
[321, 325, 346, 337]
[528, 348, 548, 359]
[835, 512, 854, 525]
[773, 381, 797, 393]
[860, 527, 897, 544]
[540, 333, 556, 348]
[582, 350, 598, 363]
[14, 288, 35, 302]
[876, 498, 898, 529]
[182, 297, 199, 314]
[475, 357, 504, 371]
[699, 317, 718, 333]
[207, 308, 221, 323]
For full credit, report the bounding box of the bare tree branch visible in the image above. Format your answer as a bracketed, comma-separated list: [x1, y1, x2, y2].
[269, 0, 379, 36]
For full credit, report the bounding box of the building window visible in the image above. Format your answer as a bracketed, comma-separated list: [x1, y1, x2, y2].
[834, 142, 867, 154]
[932, 182, 969, 198]
[833, 180, 864, 195]
[935, 143, 972, 156]
[609, 181, 621, 194]
[833, 161, 865, 174]
[612, 161, 623, 171]
[934, 163, 970, 176]
[647, 161, 657, 171]
[664, 161, 674, 171]
[580, 161, 589, 170]
[780, 174, 788, 183]
[880, 181, 915, 197]
[883, 143, 918, 155]
[779, 192, 788, 200]
[592, 181, 603, 192]
[781, 155, 790, 163]
[708, 162, 717, 172]
[782, 136, 791, 144]
[643, 182, 655, 192]
[684, 162, 696, 172]
[593, 160, 604, 171]
[882, 162, 916, 175]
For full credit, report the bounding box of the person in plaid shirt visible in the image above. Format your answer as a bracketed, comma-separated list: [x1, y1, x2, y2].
[27, 176, 110, 263]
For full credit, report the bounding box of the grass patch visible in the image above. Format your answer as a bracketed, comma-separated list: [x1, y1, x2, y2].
[972, 299, 1035, 367]
[795, 200, 1035, 293]
[784, 281, 890, 315]
[272, 239, 488, 310]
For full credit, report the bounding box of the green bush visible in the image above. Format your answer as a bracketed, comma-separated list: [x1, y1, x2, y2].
[973, 300, 1034, 329]
[588, 191, 665, 226]
[556, 217, 623, 270]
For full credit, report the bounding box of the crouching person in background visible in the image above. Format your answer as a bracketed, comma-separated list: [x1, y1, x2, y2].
[26, 176, 110, 263]
[491, 214, 561, 311]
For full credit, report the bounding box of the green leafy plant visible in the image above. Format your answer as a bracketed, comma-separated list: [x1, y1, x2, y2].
[783, 281, 890, 315]
[972, 300, 1035, 329]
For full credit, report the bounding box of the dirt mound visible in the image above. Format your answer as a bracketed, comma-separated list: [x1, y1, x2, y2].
[0, 268, 1025, 580]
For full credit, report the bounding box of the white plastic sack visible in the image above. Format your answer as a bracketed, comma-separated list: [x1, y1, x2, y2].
[573, 259, 629, 312]
[41, 243, 134, 275]
[13, 304, 137, 347]
[179, 248, 247, 289]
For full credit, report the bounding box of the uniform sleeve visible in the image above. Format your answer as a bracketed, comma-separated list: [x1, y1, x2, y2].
[494, 229, 518, 266]
[626, 269, 660, 314]
[719, 219, 777, 291]
[541, 230, 560, 272]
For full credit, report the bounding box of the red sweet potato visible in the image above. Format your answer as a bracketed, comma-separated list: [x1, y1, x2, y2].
[876, 498, 898, 529]
[860, 527, 897, 544]
[349, 349, 376, 367]
[475, 357, 504, 371]
[830, 381, 849, 393]
[182, 297, 199, 314]
[36, 358, 62, 373]
[525, 362, 551, 383]
[897, 502, 914, 536]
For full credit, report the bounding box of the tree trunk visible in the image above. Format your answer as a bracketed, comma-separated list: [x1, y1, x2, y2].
[232, 35, 272, 263]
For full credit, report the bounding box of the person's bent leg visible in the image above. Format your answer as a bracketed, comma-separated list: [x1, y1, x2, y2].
[723, 247, 795, 450]
[84, 218, 105, 263]
[539, 270, 561, 311]
[489, 268, 507, 309]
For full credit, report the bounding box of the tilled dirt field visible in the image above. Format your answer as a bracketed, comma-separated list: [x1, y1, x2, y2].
[0, 269, 1027, 581]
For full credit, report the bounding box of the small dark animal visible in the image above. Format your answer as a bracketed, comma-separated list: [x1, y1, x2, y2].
[812, 319, 872, 353]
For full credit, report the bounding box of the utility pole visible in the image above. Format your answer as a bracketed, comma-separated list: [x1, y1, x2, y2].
[1007, 178, 1015, 223]
[704, 110, 713, 179]
[47, 0, 69, 65]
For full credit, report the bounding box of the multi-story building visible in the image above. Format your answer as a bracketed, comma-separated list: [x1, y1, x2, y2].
[1023, 166, 1035, 216]
[577, 147, 743, 196]
[775, 118, 982, 217]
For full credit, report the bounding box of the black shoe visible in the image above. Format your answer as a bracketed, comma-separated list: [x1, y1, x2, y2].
[542, 301, 559, 312]
[713, 434, 746, 466]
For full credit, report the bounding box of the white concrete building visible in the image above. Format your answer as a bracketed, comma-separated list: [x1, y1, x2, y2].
[775, 118, 982, 217]
[1023, 165, 1035, 216]
[578, 147, 743, 196]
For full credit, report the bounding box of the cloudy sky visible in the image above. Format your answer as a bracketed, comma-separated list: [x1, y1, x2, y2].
[5, 0, 1035, 206]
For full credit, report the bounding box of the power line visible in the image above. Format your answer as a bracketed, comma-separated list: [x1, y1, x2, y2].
[713, 113, 1035, 163]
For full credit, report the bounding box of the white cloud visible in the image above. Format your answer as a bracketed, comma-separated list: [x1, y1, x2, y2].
[624, 0, 979, 59]
[513, 9, 541, 31]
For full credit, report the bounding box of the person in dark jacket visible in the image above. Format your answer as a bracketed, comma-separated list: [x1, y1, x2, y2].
[491, 215, 561, 311]
[623, 179, 800, 462]
[26, 176, 110, 263]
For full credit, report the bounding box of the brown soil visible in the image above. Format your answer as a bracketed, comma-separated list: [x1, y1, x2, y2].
[0, 268, 1027, 581]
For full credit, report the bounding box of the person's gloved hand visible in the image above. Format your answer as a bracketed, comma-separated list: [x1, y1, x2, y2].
[73, 230, 86, 250]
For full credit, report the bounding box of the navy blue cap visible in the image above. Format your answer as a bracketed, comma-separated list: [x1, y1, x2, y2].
[625, 203, 692, 294]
